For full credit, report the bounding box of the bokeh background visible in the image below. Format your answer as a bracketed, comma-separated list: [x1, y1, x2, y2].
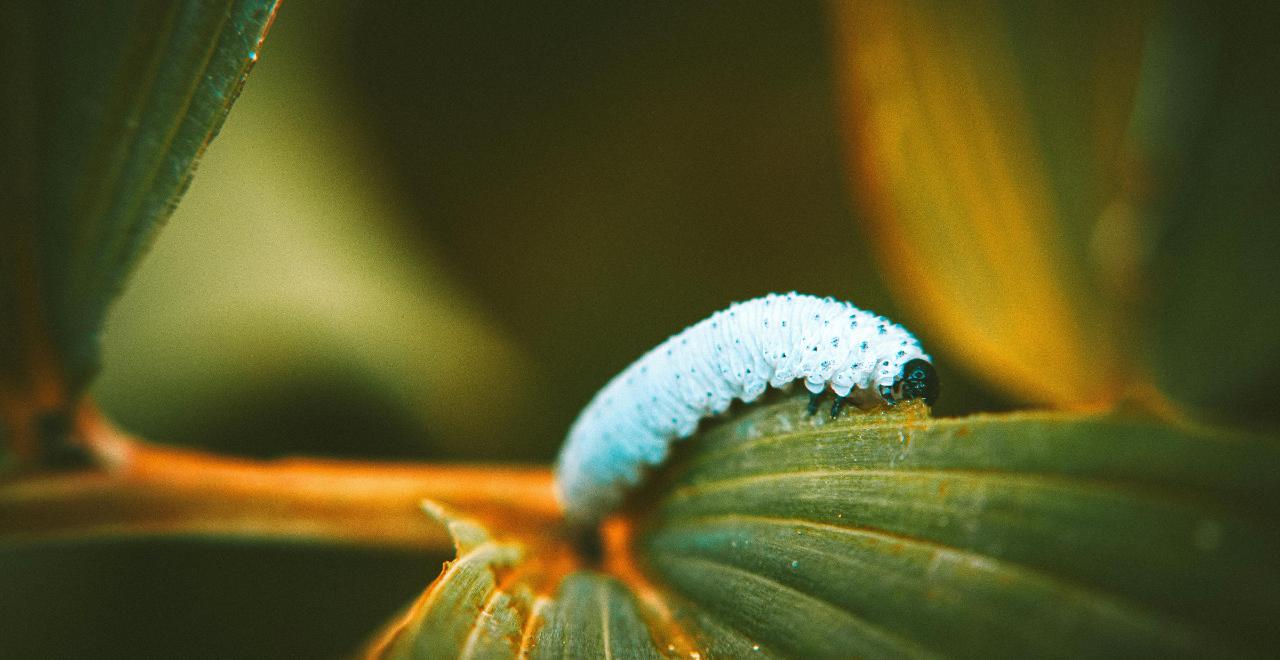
[4, 2, 1276, 657]
[93, 1, 1017, 467]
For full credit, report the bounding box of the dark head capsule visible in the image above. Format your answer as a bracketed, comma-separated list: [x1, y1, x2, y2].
[896, 358, 939, 407]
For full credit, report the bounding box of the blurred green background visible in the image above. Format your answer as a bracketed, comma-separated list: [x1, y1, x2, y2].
[4, 1, 1276, 657]
[89, 0, 1015, 469]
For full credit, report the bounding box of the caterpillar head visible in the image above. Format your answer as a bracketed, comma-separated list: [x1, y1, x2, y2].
[892, 358, 939, 406]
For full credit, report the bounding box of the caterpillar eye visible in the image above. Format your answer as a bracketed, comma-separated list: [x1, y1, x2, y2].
[896, 359, 939, 406]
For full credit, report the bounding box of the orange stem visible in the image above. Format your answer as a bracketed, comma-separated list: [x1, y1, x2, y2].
[0, 405, 559, 550]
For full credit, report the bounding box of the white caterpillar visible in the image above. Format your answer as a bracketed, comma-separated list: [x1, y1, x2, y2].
[554, 292, 937, 525]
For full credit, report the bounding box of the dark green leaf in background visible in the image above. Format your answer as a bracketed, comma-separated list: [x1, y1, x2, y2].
[1139, 3, 1280, 425]
[0, 0, 278, 414]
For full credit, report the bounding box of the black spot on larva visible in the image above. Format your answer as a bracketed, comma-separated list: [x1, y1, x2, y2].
[896, 350, 905, 358]
[781, 320, 787, 327]
[861, 341, 869, 350]
[831, 337, 839, 347]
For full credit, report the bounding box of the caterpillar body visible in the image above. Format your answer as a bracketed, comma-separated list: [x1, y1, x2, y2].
[554, 292, 937, 525]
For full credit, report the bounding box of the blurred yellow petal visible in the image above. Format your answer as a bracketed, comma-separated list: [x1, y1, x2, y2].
[366, 393, 1280, 657]
[832, 1, 1151, 408]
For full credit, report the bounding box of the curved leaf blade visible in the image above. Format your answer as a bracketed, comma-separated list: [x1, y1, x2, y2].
[373, 397, 1279, 658]
[0, 1, 278, 438]
[639, 397, 1280, 657]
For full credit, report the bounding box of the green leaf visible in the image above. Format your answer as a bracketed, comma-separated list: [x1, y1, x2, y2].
[1137, 4, 1280, 424]
[371, 503, 678, 659]
[640, 397, 1280, 657]
[527, 573, 666, 659]
[0, 1, 278, 410]
[374, 502, 532, 659]
[377, 396, 1280, 658]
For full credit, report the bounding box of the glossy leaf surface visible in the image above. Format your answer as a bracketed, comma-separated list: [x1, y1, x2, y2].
[374, 396, 1280, 658]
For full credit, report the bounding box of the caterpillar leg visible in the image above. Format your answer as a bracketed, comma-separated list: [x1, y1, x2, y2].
[879, 385, 897, 407]
[807, 391, 823, 416]
[830, 396, 847, 418]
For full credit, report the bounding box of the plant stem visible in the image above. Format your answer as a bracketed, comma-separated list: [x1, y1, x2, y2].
[0, 403, 559, 551]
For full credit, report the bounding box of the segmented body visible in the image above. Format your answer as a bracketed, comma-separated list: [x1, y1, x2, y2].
[555, 292, 930, 524]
